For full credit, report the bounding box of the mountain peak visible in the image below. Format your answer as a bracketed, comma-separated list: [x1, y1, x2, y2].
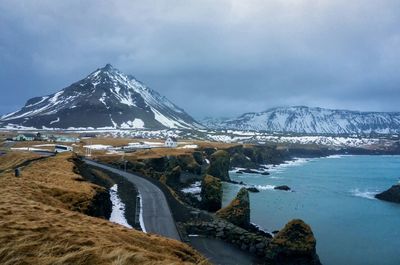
[102, 63, 114, 71]
[0, 64, 202, 130]
[203, 106, 400, 135]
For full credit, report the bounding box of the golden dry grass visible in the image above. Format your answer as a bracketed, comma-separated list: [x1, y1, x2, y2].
[94, 148, 197, 163]
[0, 151, 43, 172]
[0, 152, 208, 265]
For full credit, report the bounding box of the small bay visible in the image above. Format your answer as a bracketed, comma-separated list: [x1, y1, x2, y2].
[223, 155, 400, 265]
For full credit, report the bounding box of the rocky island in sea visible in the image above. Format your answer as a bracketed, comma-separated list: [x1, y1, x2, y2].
[375, 184, 400, 203]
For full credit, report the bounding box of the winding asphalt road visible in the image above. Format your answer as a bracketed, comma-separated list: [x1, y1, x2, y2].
[83, 159, 181, 241]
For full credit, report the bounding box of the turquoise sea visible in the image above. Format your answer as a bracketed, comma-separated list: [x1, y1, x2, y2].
[222, 155, 400, 265]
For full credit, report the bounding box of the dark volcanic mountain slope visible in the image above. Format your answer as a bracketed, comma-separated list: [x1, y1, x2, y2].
[0, 64, 202, 130]
[203, 106, 400, 135]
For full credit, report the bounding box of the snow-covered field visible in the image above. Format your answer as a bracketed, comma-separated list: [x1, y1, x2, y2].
[83, 144, 112, 150]
[1, 125, 397, 150]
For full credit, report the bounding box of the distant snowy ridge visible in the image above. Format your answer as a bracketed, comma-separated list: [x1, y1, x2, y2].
[203, 106, 400, 135]
[0, 64, 203, 130]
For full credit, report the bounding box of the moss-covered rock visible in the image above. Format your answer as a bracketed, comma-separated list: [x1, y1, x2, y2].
[201, 175, 222, 212]
[266, 219, 321, 265]
[207, 150, 230, 181]
[216, 187, 250, 228]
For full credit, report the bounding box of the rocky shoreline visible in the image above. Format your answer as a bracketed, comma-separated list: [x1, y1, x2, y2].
[95, 143, 324, 264]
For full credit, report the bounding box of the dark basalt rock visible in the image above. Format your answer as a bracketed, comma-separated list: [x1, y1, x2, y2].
[261, 172, 270, 175]
[165, 165, 181, 186]
[265, 219, 321, 265]
[375, 184, 400, 203]
[201, 175, 223, 212]
[246, 187, 260, 193]
[274, 185, 291, 191]
[216, 187, 250, 228]
[207, 150, 231, 181]
[237, 168, 259, 174]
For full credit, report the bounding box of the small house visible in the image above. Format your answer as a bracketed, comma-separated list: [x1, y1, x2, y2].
[164, 137, 178, 148]
[13, 133, 36, 141]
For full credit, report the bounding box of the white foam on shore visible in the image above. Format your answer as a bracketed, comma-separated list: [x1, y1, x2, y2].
[325, 155, 343, 159]
[247, 184, 276, 190]
[268, 158, 311, 172]
[181, 181, 201, 194]
[109, 184, 132, 228]
[137, 193, 147, 233]
[351, 188, 378, 200]
[325, 155, 354, 159]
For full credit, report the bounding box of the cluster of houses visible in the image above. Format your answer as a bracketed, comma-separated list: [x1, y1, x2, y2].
[12, 133, 80, 143]
[10, 133, 179, 150]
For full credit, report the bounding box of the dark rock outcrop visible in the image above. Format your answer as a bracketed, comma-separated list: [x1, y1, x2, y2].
[85, 186, 112, 219]
[375, 184, 400, 203]
[237, 168, 259, 174]
[227, 145, 288, 169]
[266, 219, 321, 265]
[201, 175, 222, 212]
[185, 220, 271, 257]
[246, 187, 260, 193]
[274, 185, 291, 191]
[207, 150, 230, 181]
[216, 187, 250, 228]
[166, 165, 181, 186]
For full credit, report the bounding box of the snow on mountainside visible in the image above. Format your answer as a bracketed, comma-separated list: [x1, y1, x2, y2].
[203, 106, 400, 135]
[0, 64, 203, 130]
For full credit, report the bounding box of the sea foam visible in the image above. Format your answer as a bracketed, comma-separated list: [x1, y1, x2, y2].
[350, 188, 378, 200]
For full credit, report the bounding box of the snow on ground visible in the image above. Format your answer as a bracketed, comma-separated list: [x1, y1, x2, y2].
[179, 144, 198, 149]
[120, 119, 145, 129]
[11, 147, 49, 152]
[83, 144, 112, 150]
[109, 184, 132, 228]
[49, 117, 60, 125]
[33, 144, 56, 147]
[205, 130, 391, 148]
[137, 193, 146, 233]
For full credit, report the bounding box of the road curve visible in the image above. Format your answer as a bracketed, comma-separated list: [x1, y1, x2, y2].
[83, 158, 181, 241]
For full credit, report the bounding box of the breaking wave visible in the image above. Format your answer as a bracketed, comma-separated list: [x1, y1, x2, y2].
[247, 184, 276, 190]
[350, 188, 378, 200]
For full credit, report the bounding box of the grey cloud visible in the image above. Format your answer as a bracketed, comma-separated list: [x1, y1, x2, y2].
[1, 0, 400, 119]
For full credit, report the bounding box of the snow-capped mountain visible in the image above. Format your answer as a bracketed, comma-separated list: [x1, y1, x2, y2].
[0, 64, 203, 130]
[203, 106, 400, 135]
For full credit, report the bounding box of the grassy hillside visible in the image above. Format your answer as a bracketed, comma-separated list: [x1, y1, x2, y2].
[0, 151, 43, 172]
[0, 152, 208, 265]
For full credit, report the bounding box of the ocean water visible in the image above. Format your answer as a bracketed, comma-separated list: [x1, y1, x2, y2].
[222, 155, 400, 265]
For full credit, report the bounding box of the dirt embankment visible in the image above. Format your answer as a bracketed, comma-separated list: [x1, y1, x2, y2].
[0, 152, 208, 265]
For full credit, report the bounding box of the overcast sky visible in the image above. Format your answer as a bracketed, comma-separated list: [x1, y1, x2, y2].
[1, 0, 400, 119]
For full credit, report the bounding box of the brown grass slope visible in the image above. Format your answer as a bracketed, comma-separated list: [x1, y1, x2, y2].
[0, 151, 43, 172]
[0, 152, 208, 265]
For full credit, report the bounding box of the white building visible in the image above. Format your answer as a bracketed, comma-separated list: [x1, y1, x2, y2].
[54, 145, 73, 153]
[164, 137, 178, 148]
